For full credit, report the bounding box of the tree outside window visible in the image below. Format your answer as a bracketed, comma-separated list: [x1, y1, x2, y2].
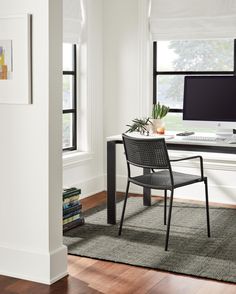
[154, 40, 235, 131]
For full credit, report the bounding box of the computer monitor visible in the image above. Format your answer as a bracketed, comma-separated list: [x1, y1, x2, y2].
[183, 76, 236, 136]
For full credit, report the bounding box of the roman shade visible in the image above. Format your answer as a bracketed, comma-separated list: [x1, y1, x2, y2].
[63, 0, 83, 43]
[149, 0, 236, 40]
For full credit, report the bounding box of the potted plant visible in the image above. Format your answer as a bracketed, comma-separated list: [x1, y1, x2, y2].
[151, 102, 169, 134]
[126, 117, 151, 134]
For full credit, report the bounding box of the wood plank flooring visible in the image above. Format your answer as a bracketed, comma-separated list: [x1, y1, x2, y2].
[0, 192, 235, 294]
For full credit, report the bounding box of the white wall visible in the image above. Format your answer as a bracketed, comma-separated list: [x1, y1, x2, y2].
[103, 0, 144, 135]
[63, 0, 104, 198]
[103, 0, 151, 190]
[103, 0, 149, 195]
[103, 0, 236, 205]
[0, 0, 67, 284]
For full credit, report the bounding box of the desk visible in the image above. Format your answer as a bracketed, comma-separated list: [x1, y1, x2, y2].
[107, 133, 236, 224]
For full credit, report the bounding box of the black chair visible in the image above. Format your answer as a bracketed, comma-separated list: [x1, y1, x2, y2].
[119, 133, 211, 251]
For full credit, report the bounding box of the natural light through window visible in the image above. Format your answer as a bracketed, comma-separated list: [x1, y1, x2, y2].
[63, 43, 77, 151]
[154, 39, 235, 132]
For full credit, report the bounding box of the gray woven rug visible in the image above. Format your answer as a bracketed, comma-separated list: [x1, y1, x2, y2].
[63, 197, 236, 283]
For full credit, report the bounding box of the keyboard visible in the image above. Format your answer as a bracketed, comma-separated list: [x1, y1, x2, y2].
[182, 135, 219, 142]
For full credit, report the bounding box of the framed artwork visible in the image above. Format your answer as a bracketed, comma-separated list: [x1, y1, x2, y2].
[0, 14, 32, 104]
[0, 40, 12, 80]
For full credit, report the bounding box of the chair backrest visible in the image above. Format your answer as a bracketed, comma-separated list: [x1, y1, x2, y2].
[122, 133, 171, 170]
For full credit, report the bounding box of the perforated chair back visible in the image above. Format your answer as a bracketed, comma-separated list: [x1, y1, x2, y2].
[122, 134, 171, 170]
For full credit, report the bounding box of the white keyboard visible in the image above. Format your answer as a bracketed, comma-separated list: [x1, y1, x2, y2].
[183, 136, 219, 142]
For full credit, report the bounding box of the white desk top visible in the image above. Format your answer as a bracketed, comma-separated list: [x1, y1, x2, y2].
[107, 132, 236, 148]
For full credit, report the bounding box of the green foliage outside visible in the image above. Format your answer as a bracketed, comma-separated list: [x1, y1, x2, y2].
[159, 40, 233, 108]
[63, 114, 72, 148]
[159, 39, 233, 132]
[164, 113, 214, 133]
[170, 40, 233, 71]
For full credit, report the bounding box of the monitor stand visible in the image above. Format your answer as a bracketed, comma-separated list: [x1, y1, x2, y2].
[215, 127, 234, 139]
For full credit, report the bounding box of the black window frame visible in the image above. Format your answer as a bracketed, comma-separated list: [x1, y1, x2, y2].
[63, 44, 77, 151]
[153, 39, 236, 112]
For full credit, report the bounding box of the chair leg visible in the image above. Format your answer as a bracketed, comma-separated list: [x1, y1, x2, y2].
[164, 190, 167, 225]
[165, 189, 174, 251]
[118, 181, 130, 236]
[204, 178, 211, 238]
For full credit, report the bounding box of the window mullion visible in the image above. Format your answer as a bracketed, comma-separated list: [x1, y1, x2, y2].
[63, 109, 76, 114]
[234, 39, 236, 75]
[63, 71, 76, 75]
[169, 109, 183, 113]
[153, 42, 157, 104]
[73, 44, 77, 151]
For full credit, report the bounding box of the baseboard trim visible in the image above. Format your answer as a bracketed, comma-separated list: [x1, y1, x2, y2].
[0, 244, 67, 285]
[49, 270, 68, 285]
[65, 174, 105, 198]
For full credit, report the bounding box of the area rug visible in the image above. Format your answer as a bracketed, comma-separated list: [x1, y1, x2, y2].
[63, 197, 236, 283]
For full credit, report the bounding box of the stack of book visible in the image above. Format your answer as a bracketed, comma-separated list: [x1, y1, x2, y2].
[63, 187, 84, 232]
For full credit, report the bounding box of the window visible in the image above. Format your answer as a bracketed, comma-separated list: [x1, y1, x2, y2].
[63, 44, 77, 151]
[153, 39, 236, 131]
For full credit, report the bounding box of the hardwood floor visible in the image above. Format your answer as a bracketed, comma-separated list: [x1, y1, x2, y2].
[0, 192, 235, 294]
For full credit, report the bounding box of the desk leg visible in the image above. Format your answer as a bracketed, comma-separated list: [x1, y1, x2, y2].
[143, 168, 151, 206]
[107, 141, 116, 224]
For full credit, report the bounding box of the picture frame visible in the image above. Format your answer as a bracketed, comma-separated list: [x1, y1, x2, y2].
[0, 14, 32, 104]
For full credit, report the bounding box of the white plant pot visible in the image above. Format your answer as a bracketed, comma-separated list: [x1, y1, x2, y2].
[151, 118, 165, 134]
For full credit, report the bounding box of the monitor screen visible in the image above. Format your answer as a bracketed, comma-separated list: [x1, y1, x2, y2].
[183, 76, 236, 122]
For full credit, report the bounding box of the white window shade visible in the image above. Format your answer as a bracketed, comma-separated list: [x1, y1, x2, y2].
[150, 0, 236, 40]
[63, 0, 83, 43]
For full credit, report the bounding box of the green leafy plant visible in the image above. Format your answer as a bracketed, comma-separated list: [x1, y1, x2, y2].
[152, 102, 169, 119]
[126, 117, 151, 133]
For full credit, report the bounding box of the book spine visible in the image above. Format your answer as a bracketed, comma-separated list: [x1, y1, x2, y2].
[63, 200, 80, 210]
[63, 217, 85, 232]
[63, 187, 77, 193]
[63, 209, 82, 220]
[63, 189, 81, 199]
[63, 213, 81, 225]
[63, 204, 82, 215]
[63, 195, 80, 204]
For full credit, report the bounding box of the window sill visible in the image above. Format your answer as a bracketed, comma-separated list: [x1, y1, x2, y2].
[63, 151, 93, 168]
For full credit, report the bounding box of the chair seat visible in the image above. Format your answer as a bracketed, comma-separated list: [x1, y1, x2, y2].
[130, 170, 204, 189]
